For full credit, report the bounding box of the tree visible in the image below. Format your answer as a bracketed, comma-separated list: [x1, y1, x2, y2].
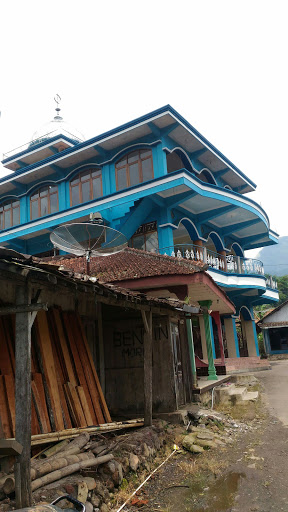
[275, 275, 288, 304]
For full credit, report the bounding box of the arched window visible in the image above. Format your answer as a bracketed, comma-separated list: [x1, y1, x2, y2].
[30, 185, 58, 220]
[70, 168, 102, 206]
[115, 149, 153, 190]
[198, 170, 216, 185]
[0, 199, 20, 230]
[166, 152, 186, 173]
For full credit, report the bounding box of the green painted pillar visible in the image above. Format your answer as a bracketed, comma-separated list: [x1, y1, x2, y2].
[186, 316, 197, 388]
[199, 300, 218, 381]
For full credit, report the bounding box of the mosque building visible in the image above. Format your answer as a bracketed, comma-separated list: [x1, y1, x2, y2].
[0, 99, 279, 367]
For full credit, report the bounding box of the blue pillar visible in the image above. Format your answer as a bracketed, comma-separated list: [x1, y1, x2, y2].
[252, 320, 260, 356]
[152, 142, 167, 179]
[20, 196, 27, 223]
[157, 208, 174, 253]
[232, 317, 240, 357]
[263, 329, 271, 355]
[199, 300, 218, 380]
[250, 307, 260, 357]
[65, 180, 70, 208]
[209, 315, 216, 359]
[58, 182, 67, 210]
[102, 163, 111, 195]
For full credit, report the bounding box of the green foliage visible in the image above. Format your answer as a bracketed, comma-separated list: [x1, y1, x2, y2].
[120, 478, 129, 490]
[254, 304, 271, 320]
[257, 332, 267, 358]
[275, 275, 288, 304]
[254, 274, 288, 319]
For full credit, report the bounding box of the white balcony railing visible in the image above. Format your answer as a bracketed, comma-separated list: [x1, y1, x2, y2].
[159, 244, 275, 281]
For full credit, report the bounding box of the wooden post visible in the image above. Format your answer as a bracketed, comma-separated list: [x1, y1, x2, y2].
[211, 311, 225, 365]
[141, 309, 153, 427]
[97, 302, 105, 394]
[185, 317, 197, 388]
[15, 285, 32, 508]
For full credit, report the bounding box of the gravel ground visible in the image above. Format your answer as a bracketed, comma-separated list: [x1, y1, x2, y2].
[123, 363, 288, 512]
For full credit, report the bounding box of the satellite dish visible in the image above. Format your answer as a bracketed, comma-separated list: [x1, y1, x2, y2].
[50, 222, 127, 273]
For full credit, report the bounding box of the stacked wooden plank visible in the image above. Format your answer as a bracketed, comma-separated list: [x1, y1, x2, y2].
[0, 308, 111, 438]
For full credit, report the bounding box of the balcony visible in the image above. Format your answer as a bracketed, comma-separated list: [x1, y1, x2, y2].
[159, 244, 277, 287]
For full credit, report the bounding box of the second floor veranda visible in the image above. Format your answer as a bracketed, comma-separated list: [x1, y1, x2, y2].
[158, 243, 278, 290]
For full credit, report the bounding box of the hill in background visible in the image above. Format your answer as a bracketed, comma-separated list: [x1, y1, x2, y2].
[256, 236, 288, 276]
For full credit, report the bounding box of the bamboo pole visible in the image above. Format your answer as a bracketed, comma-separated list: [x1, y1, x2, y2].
[38, 439, 70, 459]
[31, 454, 114, 491]
[3, 453, 93, 495]
[31, 424, 144, 446]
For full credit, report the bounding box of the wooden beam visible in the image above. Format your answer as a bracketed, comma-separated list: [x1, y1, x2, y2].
[15, 285, 32, 508]
[141, 309, 153, 427]
[97, 302, 105, 394]
[0, 303, 48, 316]
[0, 440, 23, 456]
[97, 293, 177, 316]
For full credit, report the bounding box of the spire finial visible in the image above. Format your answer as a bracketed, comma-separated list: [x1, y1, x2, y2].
[54, 94, 61, 117]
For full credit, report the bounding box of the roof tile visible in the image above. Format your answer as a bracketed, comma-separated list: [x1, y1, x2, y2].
[44, 248, 206, 283]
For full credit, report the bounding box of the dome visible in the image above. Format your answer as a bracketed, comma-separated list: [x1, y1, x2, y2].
[30, 105, 85, 147]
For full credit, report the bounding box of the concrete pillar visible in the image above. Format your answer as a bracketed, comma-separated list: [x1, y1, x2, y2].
[186, 317, 197, 387]
[199, 315, 207, 359]
[224, 316, 240, 358]
[158, 209, 174, 254]
[263, 329, 271, 355]
[199, 301, 218, 381]
[243, 319, 259, 357]
[211, 311, 225, 364]
[219, 250, 227, 271]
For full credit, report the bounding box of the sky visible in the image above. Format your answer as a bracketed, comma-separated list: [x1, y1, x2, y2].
[0, 0, 287, 258]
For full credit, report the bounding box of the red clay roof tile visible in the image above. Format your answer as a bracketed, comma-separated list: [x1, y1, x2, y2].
[43, 247, 206, 283]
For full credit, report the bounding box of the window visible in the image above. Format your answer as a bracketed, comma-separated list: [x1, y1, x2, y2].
[115, 149, 153, 190]
[166, 152, 186, 173]
[0, 199, 20, 230]
[30, 185, 58, 220]
[198, 170, 216, 185]
[70, 168, 102, 206]
[129, 221, 158, 252]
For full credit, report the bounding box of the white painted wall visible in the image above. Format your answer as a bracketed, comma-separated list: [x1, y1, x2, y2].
[262, 303, 288, 324]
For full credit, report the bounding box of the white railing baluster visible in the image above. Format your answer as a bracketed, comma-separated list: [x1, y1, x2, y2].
[162, 245, 268, 280]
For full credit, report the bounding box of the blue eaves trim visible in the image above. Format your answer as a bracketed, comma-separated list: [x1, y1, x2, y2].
[165, 105, 256, 189]
[269, 350, 288, 354]
[0, 105, 256, 189]
[0, 168, 271, 227]
[2, 134, 80, 165]
[209, 267, 266, 280]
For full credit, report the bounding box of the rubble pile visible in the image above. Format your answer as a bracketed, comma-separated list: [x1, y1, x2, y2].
[181, 408, 253, 454]
[0, 423, 167, 511]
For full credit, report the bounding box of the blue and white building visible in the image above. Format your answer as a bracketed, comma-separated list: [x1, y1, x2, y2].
[0, 104, 279, 361]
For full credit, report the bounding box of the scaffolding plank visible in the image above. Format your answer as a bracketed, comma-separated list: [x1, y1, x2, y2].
[34, 311, 64, 431]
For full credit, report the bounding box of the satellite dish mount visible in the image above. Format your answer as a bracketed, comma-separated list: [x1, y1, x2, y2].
[50, 215, 127, 275]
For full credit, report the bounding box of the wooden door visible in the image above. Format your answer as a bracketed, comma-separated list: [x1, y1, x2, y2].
[171, 322, 185, 407]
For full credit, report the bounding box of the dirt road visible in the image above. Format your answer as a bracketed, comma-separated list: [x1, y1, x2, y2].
[126, 361, 288, 512]
[256, 360, 288, 425]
